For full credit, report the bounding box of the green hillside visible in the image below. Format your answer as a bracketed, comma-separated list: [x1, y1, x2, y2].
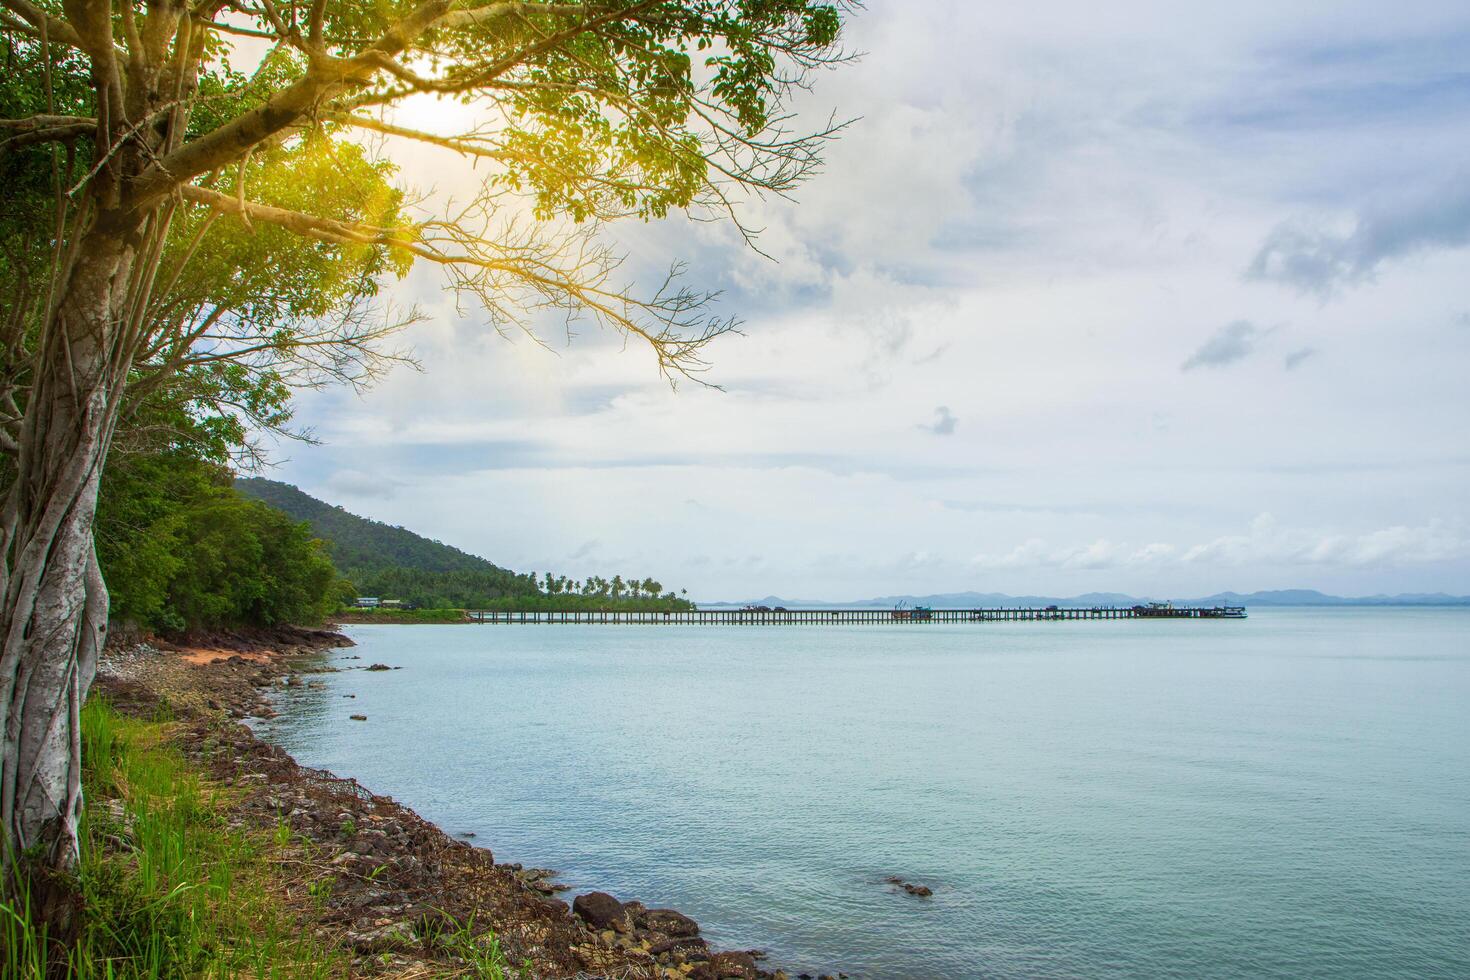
[234, 477, 537, 605]
[233, 478, 692, 611]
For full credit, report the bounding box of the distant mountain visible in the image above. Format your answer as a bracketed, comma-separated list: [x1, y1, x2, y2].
[235, 477, 537, 603]
[702, 589, 1470, 609]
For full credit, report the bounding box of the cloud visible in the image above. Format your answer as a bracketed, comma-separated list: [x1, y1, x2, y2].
[323, 469, 404, 500]
[972, 538, 1051, 570]
[1181, 320, 1263, 371]
[1283, 347, 1318, 370]
[968, 517, 1469, 572]
[970, 538, 1175, 571]
[922, 405, 958, 435]
[567, 540, 601, 560]
[1247, 172, 1470, 295]
[1181, 514, 1470, 567]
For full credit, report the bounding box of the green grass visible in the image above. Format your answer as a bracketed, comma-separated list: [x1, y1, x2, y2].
[4, 698, 523, 978]
[2, 699, 346, 978]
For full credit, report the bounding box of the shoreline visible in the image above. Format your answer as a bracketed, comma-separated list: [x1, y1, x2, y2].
[97, 625, 821, 980]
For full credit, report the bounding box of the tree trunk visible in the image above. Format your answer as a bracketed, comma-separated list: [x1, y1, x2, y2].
[0, 223, 133, 921]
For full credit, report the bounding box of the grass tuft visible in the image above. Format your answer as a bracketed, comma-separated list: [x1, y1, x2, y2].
[3, 698, 346, 979]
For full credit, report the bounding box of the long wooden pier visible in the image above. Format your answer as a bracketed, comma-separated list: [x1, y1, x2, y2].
[466, 605, 1246, 625]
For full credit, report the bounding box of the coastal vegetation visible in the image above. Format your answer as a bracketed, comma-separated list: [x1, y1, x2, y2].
[238, 477, 694, 611]
[2, 696, 519, 978]
[0, 0, 849, 946]
[95, 458, 693, 637]
[2, 699, 346, 978]
[97, 455, 340, 633]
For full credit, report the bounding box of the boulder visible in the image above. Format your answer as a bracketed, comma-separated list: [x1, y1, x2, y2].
[648, 935, 709, 958]
[366, 663, 392, 671]
[573, 891, 631, 933]
[639, 907, 701, 938]
[693, 950, 759, 979]
[349, 714, 367, 721]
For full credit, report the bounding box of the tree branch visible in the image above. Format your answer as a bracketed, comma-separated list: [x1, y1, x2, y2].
[0, 0, 84, 49]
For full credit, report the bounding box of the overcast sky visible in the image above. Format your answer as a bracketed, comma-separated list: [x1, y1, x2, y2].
[267, 0, 1470, 601]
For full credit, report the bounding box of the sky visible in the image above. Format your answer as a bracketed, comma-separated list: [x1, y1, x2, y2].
[265, 0, 1470, 602]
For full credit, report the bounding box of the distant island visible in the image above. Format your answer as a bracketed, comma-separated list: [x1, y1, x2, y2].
[705, 589, 1470, 609]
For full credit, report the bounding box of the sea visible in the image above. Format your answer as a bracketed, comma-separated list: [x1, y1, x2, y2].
[254, 608, 1470, 978]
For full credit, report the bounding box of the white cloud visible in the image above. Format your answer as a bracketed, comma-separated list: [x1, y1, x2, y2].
[1180, 515, 1470, 567]
[965, 516, 1469, 576]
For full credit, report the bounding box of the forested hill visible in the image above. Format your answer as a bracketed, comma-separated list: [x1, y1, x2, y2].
[234, 477, 539, 604]
[235, 478, 525, 578]
[233, 478, 692, 611]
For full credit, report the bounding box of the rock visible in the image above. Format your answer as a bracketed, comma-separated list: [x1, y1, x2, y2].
[639, 907, 700, 938]
[573, 891, 632, 933]
[693, 950, 759, 979]
[349, 714, 367, 721]
[887, 875, 934, 896]
[348, 920, 415, 952]
[538, 898, 570, 917]
[648, 936, 709, 958]
[366, 663, 392, 671]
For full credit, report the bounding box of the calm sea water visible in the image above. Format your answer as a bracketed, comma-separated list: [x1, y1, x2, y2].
[255, 609, 1470, 978]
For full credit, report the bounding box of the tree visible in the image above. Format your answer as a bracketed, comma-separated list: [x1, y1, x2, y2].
[98, 443, 342, 631]
[0, 0, 851, 903]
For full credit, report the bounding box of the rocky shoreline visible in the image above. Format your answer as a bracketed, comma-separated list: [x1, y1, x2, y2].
[97, 626, 839, 980]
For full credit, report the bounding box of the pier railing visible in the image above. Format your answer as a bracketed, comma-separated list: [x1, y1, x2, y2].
[465, 606, 1247, 625]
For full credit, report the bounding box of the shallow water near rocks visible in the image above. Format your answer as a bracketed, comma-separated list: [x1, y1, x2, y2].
[255, 608, 1470, 978]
